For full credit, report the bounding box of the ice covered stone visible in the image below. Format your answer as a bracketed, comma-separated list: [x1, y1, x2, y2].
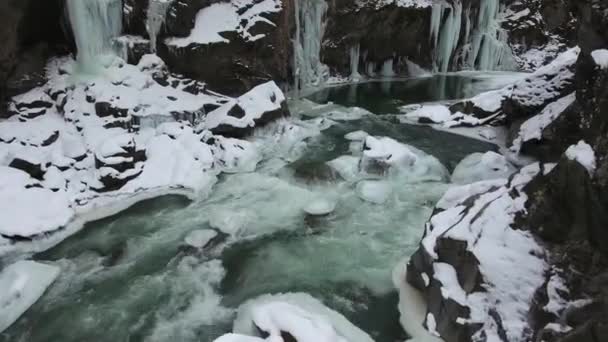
[356, 180, 392, 204]
[303, 199, 336, 216]
[184, 229, 218, 249]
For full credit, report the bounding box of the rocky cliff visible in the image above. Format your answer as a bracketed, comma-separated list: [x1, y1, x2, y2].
[405, 1, 608, 342]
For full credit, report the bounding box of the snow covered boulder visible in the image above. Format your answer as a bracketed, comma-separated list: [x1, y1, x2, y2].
[407, 164, 549, 342]
[503, 47, 580, 120]
[0, 260, 60, 333]
[451, 151, 517, 185]
[226, 293, 374, 342]
[94, 134, 146, 192]
[360, 136, 448, 182]
[509, 92, 578, 159]
[201, 82, 289, 138]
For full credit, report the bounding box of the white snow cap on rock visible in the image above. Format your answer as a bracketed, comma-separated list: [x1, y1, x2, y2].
[226, 293, 374, 342]
[591, 49, 608, 69]
[0, 260, 60, 333]
[202, 81, 286, 131]
[403, 105, 452, 124]
[451, 151, 516, 185]
[565, 140, 596, 174]
[0, 167, 75, 239]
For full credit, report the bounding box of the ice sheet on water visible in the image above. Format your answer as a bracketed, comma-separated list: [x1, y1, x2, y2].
[0, 260, 60, 333]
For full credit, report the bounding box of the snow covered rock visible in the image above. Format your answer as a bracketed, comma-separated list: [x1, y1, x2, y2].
[228, 292, 375, 342]
[360, 136, 448, 181]
[503, 47, 580, 120]
[303, 198, 336, 216]
[158, 0, 292, 94]
[0, 166, 74, 240]
[451, 151, 517, 185]
[200, 81, 289, 138]
[0, 260, 60, 333]
[407, 164, 549, 342]
[94, 134, 146, 192]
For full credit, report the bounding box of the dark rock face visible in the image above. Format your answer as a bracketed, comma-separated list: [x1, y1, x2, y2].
[157, 0, 295, 96]
[0, 0, 70, 114]
[322, 1, 433, 76]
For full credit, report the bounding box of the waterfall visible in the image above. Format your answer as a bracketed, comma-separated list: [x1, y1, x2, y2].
[146, 0, 173, 52]
[67, 0, 123, 73]
[349, 44, 362, 81]
[293, 0, 329, 93]
[430, 0, 515, 72]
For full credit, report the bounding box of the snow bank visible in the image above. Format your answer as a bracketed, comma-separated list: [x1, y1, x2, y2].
[565, 140, 596, 174]
[0, 260, 60, 333]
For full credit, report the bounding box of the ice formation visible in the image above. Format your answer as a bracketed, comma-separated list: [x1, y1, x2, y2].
[430, 0, 516, 72]
[66, 0, 123, 73]
[350, 43, 362, 81]
[293, 0, 330, 92]
[0, 261, 60, 333]
[146, 0, 174, 52]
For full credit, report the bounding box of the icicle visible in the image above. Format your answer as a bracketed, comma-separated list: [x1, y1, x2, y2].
[147, 0, 173, 52]
[430, 0, 518, 72]
[67, 0, 122, 73]
[349, 43, 362, 81]
[430, 3, 444, 48]
[293, 0, 330, 93]
[366, 62, 376, 77]
[435, 1, 462, 72]
[380, 59, 395, 77]
[462, 0, 516, 70]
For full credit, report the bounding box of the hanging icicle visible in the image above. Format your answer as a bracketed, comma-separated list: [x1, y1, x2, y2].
[146, 0, 174, 52]
[293, 0, 330, 94]
[349, 43, 362, 81]
[430, 0, 516, 72]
